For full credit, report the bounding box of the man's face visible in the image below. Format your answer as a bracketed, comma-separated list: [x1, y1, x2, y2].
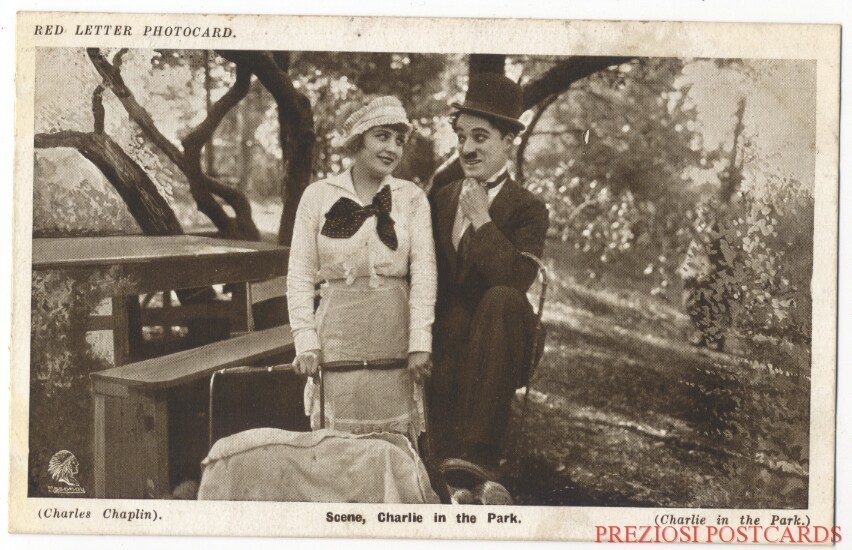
[454, 112, 514, 181]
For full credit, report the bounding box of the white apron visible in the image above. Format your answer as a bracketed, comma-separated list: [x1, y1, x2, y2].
[304, 277, 425, 438]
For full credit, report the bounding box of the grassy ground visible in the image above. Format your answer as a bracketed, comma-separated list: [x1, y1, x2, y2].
[501, 241, 811, 508]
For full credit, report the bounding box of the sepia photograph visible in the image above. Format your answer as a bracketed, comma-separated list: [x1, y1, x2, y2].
[8, 12, 841, 541]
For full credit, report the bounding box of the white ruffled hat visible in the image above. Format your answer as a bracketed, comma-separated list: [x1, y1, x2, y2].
[340, 96, 412, 150]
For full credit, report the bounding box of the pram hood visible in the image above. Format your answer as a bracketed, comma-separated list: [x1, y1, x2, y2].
[198, 428, 439, 504]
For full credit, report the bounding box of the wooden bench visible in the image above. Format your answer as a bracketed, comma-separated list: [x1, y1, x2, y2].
[90, 325, 295, 499]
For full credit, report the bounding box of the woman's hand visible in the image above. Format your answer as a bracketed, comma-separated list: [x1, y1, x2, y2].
[293, 350, 323, 377]
[408, 351, 432, 384]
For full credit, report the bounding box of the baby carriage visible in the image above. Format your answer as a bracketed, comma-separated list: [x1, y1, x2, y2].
[197, 363, 440, 503]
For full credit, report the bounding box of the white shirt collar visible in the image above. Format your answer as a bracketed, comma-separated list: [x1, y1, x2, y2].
[326, 167, 400, 202]
[484, 166, 509, 186]
[485, 167, 509, 202]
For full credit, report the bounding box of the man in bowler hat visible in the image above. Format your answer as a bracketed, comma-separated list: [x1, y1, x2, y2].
[428, 73, 549, 490]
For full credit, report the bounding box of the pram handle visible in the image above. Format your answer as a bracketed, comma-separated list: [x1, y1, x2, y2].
[214, 364, 297, 376]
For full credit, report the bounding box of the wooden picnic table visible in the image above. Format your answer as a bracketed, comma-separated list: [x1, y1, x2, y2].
[33, 235, 289, 365]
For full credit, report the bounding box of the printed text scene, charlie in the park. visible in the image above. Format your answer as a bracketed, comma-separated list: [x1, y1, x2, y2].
[30, 48, 814, 507]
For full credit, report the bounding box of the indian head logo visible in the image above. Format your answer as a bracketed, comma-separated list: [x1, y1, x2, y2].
[47, 450, 85, 494]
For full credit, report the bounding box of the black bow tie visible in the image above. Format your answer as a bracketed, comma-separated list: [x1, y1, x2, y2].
[320, 185, 398, 250]
[484, 172, 509, 189]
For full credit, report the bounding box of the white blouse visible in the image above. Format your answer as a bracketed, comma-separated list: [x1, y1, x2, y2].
[286, 168, 437, 356]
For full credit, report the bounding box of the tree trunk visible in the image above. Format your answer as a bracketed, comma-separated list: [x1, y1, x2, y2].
[719, 98, 746, 204]
[469, 54, 506, 75]
[238, 81, 261, 193]
[220, 50, 316, 247]
[35, 131, 183, 235]
[182, 64, 259, 240]
[395, 132, 438, 186]
[35, 129, 218, 347]
[203, 50, 216, 176]
[516, 93, 559, 182]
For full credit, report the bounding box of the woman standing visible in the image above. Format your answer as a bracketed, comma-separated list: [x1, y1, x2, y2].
[287, 96, 436, 441]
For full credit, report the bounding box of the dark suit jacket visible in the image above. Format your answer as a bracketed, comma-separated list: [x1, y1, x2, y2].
[430, 177, 549, 314]
[427, 177, 549, 452]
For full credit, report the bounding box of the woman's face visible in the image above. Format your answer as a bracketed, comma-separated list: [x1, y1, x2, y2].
[352, 125, 407, 178]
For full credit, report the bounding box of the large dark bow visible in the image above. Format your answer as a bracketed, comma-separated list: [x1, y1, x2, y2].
[320, 185, 398, 250]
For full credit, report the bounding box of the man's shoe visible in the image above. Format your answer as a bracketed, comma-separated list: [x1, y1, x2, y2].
[473, 480, 513, 505]
[439, 457, 498, 490]
[450, 488, 475, 504]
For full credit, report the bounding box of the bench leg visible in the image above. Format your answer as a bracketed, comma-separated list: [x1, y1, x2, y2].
[112, 296, 143, 366]
[93, 394, 106, 498]
[231, 282, 255, 334]
[131, 390, 170, 498]
[93, 389, 170, 498]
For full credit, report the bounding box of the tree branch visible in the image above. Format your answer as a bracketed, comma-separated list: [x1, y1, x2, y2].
[87, 48, 184, 167]
[35, 130, 183, 235]
[219, 50, 313, 141]
[92, 85, 105, 134]
[183, 65, 252, 151]
[220, 50, 316, 246]
[522, 56, 633, 110]
[517, 93, 559, 182]
[182, 64, 258, 239]
[432, 56, 632, 189]
[87, 48, 260, 240]
[272, 51, 291, 71]
[469, 54, 506, 75]
[34, 130, 84, 149]
[113, 48, 128, 69]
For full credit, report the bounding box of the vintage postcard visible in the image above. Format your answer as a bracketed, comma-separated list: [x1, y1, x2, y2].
[10, 12, 840, 542]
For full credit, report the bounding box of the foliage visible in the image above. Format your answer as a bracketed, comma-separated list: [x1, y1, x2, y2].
[291, 52, 457, 183]
[294, 52, 454, 119]
[33, 150, 139, 236]
[506, 251, 809, 507]
[141, 50, 457, 196]
[522, 57, 814, 345]
[33, 49, 818, 345]
[535, 240, 808, 505]
[34, 48, 186, 235]
[524, 58, 702, 295]
[29, 268, 132, 495]
[525, 58, 704, 199]
[722, 169, 813, 342]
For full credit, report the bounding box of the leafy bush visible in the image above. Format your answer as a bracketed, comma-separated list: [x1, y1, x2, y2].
[29, 268, 132, 496]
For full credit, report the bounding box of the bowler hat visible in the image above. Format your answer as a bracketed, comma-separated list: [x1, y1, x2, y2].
[451, 73, 525, 133]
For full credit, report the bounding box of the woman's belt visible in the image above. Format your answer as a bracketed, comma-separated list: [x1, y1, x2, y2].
[320, 275, 407, 289]
[322, 359, 407, 372]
